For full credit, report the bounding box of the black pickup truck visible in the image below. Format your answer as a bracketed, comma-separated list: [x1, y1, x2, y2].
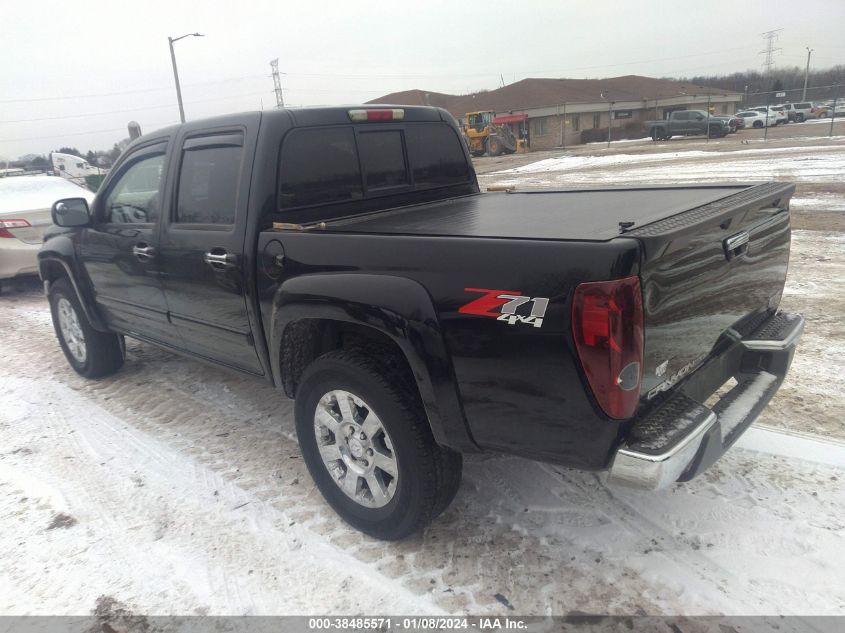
[40, 106, 803, 539]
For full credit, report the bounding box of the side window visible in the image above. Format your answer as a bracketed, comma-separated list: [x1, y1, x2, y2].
[175, 143, 243, 225]
[103, 153, 165, 224]
[357, 130, 408, 190]
[279, 127, 362, 209]
[406, 124, 469, 187]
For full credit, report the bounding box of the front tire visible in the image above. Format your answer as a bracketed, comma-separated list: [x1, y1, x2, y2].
[295, 350, 462, 540]
[49, 278, 124, 378]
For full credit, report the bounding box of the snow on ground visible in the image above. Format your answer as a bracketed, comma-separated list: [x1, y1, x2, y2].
[487, 143, 845, 186]
[1, 226, 844, 617]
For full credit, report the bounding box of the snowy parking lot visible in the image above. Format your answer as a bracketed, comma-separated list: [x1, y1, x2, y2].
[2, 135, 844, 618]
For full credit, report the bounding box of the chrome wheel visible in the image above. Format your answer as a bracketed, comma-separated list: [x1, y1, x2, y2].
[314, 389, 398, 508]
[57, 297, 87, 364]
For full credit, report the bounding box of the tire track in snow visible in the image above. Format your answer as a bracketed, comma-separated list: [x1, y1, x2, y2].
[2, 290, 843, 615]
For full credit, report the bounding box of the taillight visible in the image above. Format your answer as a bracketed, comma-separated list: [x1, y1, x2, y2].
[571, 276, 644, 419]
[348, 108, 404, 122]
[0, 219, 31, 238]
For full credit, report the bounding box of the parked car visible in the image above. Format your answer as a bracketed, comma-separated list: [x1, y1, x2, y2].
[818, 102, 845, 118]
[0, 175, 94, 292]
[751, 106, 787, 125]
[735, 110, 777, 129]
[645, 110, 731, 140]
[784, 102, 817, 122]
[41, 106, 804, 540]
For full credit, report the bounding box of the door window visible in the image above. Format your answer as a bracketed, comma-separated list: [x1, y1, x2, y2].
[175, 144, 243, 225]
[103, 153, 165, 224]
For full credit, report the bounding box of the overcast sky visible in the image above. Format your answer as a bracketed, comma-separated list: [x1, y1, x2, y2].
[2, 0, 843, 159]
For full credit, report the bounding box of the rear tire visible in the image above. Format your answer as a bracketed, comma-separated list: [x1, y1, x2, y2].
[753, 120, 764, 128]
[49, 278, 124, 378]
[295, 350, 462, 540]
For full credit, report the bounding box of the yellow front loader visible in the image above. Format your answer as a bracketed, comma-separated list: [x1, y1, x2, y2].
[462, 111, 517, 157]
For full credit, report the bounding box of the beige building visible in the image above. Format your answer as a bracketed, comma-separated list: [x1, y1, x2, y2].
[369, 75, 744, 150]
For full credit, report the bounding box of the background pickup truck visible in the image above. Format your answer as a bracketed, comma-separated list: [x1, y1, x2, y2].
[645, 110, 731, 140]
[41, 105, 803, 540]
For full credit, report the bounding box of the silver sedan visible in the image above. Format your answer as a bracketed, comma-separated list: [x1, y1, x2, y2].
[1, 175, 94, 288]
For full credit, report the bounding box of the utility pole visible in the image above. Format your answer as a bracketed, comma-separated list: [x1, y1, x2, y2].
[168, 33, 204, 123]
[270, 58, 285, 108]
[759, 29, 783, 75]
[802, 47, 813, 101]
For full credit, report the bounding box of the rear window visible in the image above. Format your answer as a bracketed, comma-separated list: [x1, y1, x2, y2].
[358, 130, 408, 190]
[278, 122, 469, 210]
[406, 124, 470, 187]
[279, 127, 363, 208]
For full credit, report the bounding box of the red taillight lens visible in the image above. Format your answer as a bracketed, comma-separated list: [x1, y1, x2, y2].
[0, 219, 31, 238]
[572, 275, 644, 419]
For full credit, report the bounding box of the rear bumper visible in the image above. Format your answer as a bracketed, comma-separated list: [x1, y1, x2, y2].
[0, 239, 40, 280]
[608, 311, 804, 490]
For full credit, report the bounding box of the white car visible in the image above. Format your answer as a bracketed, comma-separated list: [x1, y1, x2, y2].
[0, 175, 94, 289]
[735, 110, 777, 129]
[751, 106, 787, 125]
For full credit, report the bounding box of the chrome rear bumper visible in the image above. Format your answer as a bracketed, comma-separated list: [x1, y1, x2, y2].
[608, 311, 804, 490]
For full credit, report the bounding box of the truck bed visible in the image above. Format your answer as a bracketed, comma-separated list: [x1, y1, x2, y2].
[324, 184, 756, 241]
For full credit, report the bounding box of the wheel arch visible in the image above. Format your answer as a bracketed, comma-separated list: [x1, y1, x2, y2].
[38, 245, 109, 332]
[270, 273, 477, 452]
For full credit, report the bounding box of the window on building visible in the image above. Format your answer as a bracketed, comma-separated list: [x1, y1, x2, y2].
[405, 124, 469, 187]
[571, 115, 580, 132]
[279, 127, 363, 209]
[176, 143, 243, 225]
[592, 113, 601, 129]
[534, 118, 547, 136]
[357, 130, 408, 191]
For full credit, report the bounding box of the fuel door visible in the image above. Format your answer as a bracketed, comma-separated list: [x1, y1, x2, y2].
[261, 239, 286, 279]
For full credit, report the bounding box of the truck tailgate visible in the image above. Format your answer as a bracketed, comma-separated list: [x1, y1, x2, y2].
[628, 181, 795, 404]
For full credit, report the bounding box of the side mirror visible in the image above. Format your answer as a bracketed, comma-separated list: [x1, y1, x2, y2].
[52, 197, 91, 227]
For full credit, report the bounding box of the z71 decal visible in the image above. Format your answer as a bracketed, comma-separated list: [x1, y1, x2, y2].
[459, 288, 550, 328]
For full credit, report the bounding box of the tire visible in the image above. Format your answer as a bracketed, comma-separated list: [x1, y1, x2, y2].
[486, 137, 503, 157]
[49, 278, 124, 378]
[708, 125, 721, 138]
[295, 350, 462, 540]
[651, 128, 665, 141]
[753, 120, 764, 128]
[797, 114, 805, 122]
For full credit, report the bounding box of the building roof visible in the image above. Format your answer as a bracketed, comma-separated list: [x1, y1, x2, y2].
[369, 75, 741, 116]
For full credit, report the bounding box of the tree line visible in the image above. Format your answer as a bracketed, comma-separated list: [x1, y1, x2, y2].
[672, 65, 845, 106]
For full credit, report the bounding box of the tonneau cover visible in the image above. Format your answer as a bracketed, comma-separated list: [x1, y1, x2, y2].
[325, 185, 754, 241]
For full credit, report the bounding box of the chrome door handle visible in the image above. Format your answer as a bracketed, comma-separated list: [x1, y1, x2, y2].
[132, 243, 155, 261]
[204, 250, 237, 269]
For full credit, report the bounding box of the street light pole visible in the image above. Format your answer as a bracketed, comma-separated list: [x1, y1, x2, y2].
[802, 47, 813, 101]
[168, 33, 204, 123]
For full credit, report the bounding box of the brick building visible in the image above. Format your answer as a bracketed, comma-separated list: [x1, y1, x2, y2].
[369, 75, 744, 150]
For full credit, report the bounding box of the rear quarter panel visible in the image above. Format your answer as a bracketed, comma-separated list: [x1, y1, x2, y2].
[258, 231, 641, 470]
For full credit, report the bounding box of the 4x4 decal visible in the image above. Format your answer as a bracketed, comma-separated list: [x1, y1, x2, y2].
[459, 288, 550, 328]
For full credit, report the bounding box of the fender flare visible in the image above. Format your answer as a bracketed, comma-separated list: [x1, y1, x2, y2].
[38, 241, 109, 332]
[271, 273, 477, 452]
